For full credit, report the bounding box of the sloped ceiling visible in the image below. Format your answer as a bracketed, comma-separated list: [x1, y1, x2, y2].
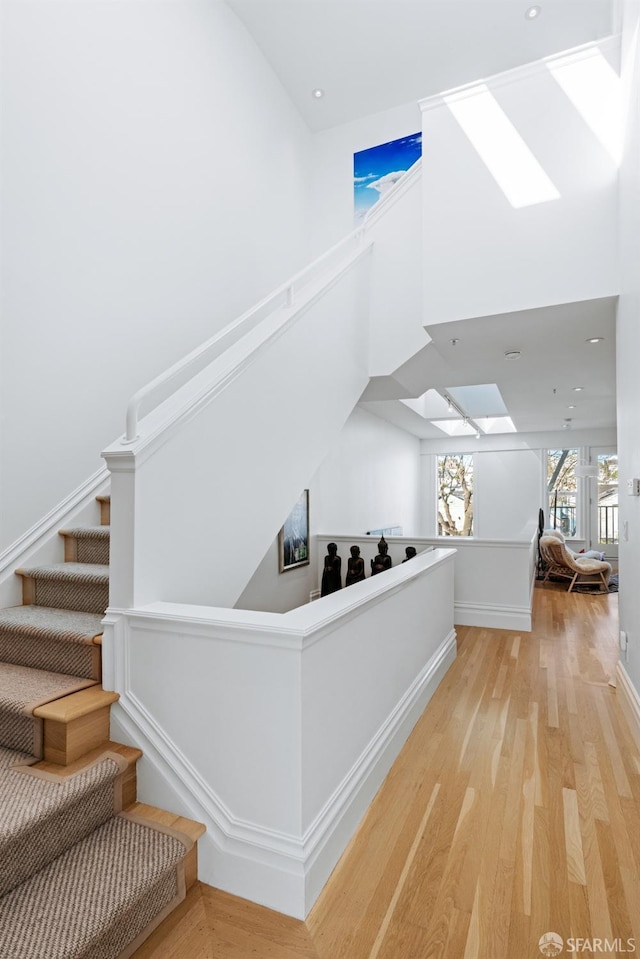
[227, 0, 615, 132]
[227, 0, 618, 439]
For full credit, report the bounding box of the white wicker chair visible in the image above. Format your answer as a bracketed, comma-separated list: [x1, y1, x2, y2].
[539, 534, 611, 593]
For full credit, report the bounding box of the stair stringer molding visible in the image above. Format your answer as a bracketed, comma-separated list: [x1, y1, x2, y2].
[102, 602, 457, 920]
[0, 468, 110, 608]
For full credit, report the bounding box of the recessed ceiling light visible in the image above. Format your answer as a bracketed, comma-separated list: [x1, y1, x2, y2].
[504, 350, 521, 360]
[525, 5, 541, 19]
[567, 404, 576, 409]
[311, 88, 324, 99]
[586, 336, 604, 344]
[572, 386, 584, 391]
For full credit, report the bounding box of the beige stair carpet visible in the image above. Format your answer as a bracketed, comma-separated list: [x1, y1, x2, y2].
[0, 662, 96, 757]
[0, 605, 103, 679]
[0, 745, 126, 898]
[0, 815, 190, 959]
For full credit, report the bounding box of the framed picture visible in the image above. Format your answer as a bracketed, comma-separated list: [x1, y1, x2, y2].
[279, 490, 310, 572]
[353, 132, 422, 224]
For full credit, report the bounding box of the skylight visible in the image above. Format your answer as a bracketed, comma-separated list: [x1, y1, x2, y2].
[547, 49, 623, 165]
[444, 84, 560, 208]
[473, 416, 517, 434]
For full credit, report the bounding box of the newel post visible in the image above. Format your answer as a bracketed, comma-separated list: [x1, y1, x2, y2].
[100, 447, 137, 611]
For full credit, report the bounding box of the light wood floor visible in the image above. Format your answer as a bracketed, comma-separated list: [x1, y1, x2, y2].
[132, 582, 640, 959]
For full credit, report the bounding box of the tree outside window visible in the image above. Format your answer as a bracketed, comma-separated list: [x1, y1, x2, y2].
[547, 449, 577, 535]
[437, 454, 473, 536]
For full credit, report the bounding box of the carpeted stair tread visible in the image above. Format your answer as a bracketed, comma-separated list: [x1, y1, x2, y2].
[0, 606, 104, 679]
[0, 744, 126, 898]
[59, 526, 110, 539]
[0, 662, 97, 756]
[0, 814, 189, 959]
[16, 563, 110, 615]
[16, 562, 109, 584]
[0, 605, 104, 642]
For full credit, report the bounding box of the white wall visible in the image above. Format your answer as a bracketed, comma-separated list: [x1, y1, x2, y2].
[0, 0, 311, 549]
[310, 101, 423, 255]
[617, 2, 640, 717]
[421, 45, 619, 325]
[474, 449, 543, 539]
[312, 407, 422, 535]
[236, 405, 422, 612]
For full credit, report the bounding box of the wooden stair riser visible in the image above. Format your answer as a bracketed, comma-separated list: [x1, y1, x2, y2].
[33, 687, 119, 766]
[41, 706, 111, 765]
[96, 495, 111, 526]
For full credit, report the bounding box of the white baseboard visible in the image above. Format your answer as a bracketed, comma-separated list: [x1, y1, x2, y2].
[616, 661, 640, 752]
[110, 628, 457, 919]
[454, 601, 532, 632]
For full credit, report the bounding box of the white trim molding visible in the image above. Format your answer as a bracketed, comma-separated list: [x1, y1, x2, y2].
[616, 661, 640, 752]
[103, 550, 456, 918]
[454, 601, 532, 632]
[109, 627, 456, 919]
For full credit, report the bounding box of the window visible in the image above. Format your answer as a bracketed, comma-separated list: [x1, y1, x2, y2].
[596, 452, 618, 546]
[547, 449, 578, 536]
[437, 454, 473, 536]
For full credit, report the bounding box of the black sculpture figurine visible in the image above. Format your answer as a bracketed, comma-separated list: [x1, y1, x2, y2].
[403, 546, 417, 562]
[321, 542, 342, 596]
[345, 545, 366, 586]
[370, 536, 392, 576]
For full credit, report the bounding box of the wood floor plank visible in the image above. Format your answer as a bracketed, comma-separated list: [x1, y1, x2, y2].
[132, 585, 640, 959]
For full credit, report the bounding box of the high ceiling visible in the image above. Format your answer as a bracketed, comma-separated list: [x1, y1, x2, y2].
[227, 0, 615, 132]
[227, 0, 618, 439]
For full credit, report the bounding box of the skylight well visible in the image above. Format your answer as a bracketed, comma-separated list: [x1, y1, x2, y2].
[547, 49, 623, 166]
[444, 84, 560, 208]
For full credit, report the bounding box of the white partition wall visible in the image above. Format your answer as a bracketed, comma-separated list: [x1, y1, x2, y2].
[420, 42, 619, 326]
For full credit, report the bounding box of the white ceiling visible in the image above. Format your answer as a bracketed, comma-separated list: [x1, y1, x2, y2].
[226, 0, 618, 439]
[360, 298, 618, 438]
[227, 0, 616, 132]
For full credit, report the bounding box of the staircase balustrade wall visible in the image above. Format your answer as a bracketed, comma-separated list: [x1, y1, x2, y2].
[103, 547, 456, 919]
[103, 242, 374, 610]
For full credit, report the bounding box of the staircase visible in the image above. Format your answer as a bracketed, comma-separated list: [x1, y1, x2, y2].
[0, 495, 205, 958]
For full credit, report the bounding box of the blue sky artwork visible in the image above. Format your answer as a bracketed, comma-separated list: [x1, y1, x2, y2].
[353, 132, 422, 223]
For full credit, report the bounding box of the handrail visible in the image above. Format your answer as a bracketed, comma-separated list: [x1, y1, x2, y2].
[122, 158, 422, 444]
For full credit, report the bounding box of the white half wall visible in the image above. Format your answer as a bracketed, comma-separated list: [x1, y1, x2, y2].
[104, 547, 456, 918]
[0, 0, 311, 549]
